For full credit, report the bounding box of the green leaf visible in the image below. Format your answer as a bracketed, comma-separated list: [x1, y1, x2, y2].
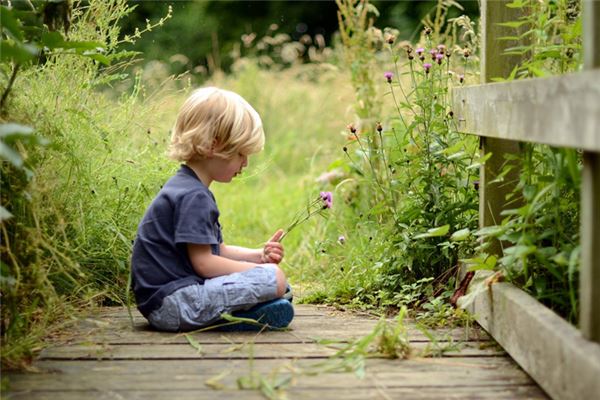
[0, 40, 38, 62]
[0, 141, 24, 167]
[81, 51, 110, 65]
[1, 6, 24, 41]
[0, 123, 33, 138]
[184, 334, 203, 354]
[497, 21, 529, 29]
[40, 31, 65, 48]
[414, 224, 450, 239]
[0, 206, 13, 222]
[503, 245, 537, 259]
[450, 228, 471, 241]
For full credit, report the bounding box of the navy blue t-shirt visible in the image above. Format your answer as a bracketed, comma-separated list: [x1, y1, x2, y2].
[131, 165, 223, 317]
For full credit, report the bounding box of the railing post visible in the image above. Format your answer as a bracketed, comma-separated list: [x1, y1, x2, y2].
[479, 0, 526, 254]
[580, 0, 600, 343]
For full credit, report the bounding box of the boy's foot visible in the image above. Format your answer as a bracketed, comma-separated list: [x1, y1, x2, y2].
[215, 298, 294, 331]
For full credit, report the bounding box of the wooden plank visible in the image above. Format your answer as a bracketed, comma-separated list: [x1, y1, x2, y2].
[6, 358, 539, 391]
[466, 280, 600, 400]
[477, 0, 527, 255]
[64, 318, 489, 345]
[1, 386, 548, 400]
[452, 69, 600, 151]
[38, 341, 504, 360]
[5, 304, 545, 399]
[580, 0, 600, 344]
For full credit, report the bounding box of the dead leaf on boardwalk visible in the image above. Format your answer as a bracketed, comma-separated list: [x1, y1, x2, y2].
[184, 334, 203, 354]
[205, 369, 231, 390]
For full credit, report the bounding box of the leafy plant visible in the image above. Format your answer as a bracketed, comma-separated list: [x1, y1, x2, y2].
[471, 0, 583, 323]
[317, 0, 481, 312]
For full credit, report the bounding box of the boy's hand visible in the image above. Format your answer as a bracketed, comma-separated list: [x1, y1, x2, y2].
[261, 229, 284, 264]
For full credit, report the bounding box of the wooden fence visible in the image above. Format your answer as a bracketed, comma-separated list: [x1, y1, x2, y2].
[452, 1, 600, 399]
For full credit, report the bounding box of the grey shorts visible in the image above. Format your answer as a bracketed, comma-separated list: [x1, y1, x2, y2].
[147, 265, 279, 332]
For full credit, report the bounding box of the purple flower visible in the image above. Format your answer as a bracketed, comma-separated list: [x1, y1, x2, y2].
[338, 235, 346, 245]
[437, 44, 446, 52]
[459, 74, 465, 83]
[416, 47, 425, 55]
[423, 63, 432, 73]
[320, 191, 333, 209]
[435, 53, 444, 64]
[384, 71, 393, 83]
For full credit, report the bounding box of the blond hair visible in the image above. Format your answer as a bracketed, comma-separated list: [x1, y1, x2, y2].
[169, 87, 265, 162]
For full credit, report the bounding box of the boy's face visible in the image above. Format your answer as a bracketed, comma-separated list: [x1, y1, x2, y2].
[208, 153, 249, 183]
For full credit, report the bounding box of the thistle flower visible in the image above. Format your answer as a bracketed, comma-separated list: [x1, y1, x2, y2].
[384, 33, 396, 44]
[423, 63, 432, 73]
[384, 71, 393, 83]
[424, 27, 432, 36]
[280, 192, 333, 241]
[338, 235, 346, 245]
[463, 48, 471, 58]
[376, 122, 383, 132]
[415, 47, 425, 56]
[437, 44, 446, 52]
[459, 74, 465, 84]
[435, 53, 444, 64]
[320, 191, 333, 209]
[346, 123, 357, 134]
[429, 49, 437, 59]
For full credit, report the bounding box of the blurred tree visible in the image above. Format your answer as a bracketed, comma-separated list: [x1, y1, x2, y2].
[120, 0, 477, 73]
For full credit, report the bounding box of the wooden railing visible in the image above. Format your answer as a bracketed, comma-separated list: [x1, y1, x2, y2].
[451, 1, 600, 399]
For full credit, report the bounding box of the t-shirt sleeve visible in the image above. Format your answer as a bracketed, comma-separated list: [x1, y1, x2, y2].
[174, 190, 221, 246]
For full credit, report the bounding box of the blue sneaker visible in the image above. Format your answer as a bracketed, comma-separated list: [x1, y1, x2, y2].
[283, 284, 293, 303]
[215, 298, 294, 331]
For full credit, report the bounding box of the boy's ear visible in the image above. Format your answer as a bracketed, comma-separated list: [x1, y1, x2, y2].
[208, 139, 219, 156]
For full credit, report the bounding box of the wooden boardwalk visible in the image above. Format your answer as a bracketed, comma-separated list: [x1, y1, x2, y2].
[5, 304, 548, 399]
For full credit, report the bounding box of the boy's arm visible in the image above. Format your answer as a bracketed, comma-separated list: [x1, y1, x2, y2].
[188, 243, 257, 278]
[220, 230, 285, 265]
[220, 244, 264, 264]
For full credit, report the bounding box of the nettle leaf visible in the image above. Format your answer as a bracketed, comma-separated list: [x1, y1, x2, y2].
[0, 40, 38, 63]
[450, 228, 470, 241]
[0, 206, 13, 222]
[1, 6, 25, 41]
[503, 244, 537, 259]
[0, 123, 34, 139]
[0, 142, 24, 167]
[413, 224, 449, 239]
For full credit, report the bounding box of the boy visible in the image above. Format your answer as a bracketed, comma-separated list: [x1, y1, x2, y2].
[131, 87, 293, 332]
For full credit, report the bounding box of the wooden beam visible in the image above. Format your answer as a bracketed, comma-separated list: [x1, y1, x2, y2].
[580, 0, 600, 343]
[465, 279, 600, 400]
[452, 69, 600, 152]
[478, 0, 526, 254]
